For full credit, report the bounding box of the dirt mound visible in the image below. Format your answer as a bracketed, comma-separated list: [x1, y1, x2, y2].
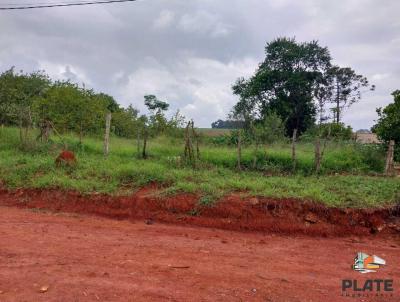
[0, 187, 399, 237]
[55, 150, 76, 167]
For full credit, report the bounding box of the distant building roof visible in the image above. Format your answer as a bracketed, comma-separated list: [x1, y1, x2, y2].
[355, 133, 380, 144]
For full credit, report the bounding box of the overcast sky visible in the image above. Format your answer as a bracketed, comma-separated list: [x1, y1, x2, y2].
[0, 0, 399, 128]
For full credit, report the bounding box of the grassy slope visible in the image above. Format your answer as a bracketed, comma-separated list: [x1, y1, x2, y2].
[0, 127, 399, 208]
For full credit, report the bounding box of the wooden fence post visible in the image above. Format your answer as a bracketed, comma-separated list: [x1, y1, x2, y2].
[142, 126, 148, 159]
[237, 129, 242, 171]
[385, 140, 395, 176]
[291, 128, 298, 172]
[136, 128, 140, 157]
[191, 121, 200, 160]
[184, 122, 190, 161]
[188, 121, 194, 163]
[314, 136, 321, 174]
[103, 112, 112, 156]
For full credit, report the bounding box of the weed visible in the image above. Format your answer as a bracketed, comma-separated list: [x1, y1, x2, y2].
[0, 127, 398, 207]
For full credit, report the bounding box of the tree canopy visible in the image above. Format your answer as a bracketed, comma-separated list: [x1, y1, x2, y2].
[232, 37, 372, 136]
[0, 67, 50, 127]
[322, 66, 374, 123]
[33, 81, 111, 138]
[144, 95, 169, 112]
[372, 90, 400, 159]
[0, 67, 182, 142]
[233, 37, 331, 136]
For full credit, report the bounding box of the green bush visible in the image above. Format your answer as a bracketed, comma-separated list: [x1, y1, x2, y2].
[355, 143, 386, 173]
[301, 123, 353, 141]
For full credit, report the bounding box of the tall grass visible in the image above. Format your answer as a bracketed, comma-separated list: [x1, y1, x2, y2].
[0, 127, 398, 208]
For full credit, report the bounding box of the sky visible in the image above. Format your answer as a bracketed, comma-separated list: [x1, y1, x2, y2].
[0, 0, 399, 129]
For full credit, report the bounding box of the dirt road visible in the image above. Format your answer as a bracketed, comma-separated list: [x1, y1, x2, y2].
[0, 206, 399, 302]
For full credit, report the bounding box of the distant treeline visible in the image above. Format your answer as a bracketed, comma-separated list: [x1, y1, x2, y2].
[211, 119, 244, 129]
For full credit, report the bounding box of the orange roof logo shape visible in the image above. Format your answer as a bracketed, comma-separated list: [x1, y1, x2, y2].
[353, 252, 386, 273]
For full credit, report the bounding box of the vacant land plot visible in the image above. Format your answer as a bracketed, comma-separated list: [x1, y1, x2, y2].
[0, 127, 399, 301]
[0, 127, 399, 208]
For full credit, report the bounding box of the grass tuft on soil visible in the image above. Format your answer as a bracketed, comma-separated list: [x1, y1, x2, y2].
[0, 127, 399, 208]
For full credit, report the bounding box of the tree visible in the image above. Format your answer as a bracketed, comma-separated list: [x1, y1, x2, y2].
[211, 119, 244, 129]
[139, 114, 149, 159]
[313, 73, 332, 173]
[166, 110, 186, 137]
[233, 38, 332, 171]
[144, 95, 170, 135]
[33, 81, 109, 143]
[233, 37, 332, 137]
[0, 67, 169, 145]
[138, 95, 170, 158]
[144, 95, 169, 111]
[312, 65, 369, 173]
[95, 93, 120, 113]
[0, 68, 18, 126]
[0, 68, 50, 143]
[372, 90, 400, 161]
[251, 112, 285, 168]
[112, 104, 140, 138]
[326, 66, 374, 123]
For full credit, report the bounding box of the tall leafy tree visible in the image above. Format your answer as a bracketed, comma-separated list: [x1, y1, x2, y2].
[233, 37, 332, 136]
[326, 66, 374, 123]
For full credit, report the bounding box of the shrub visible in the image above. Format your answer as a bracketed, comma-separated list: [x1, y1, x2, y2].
[355, 143, 386, 173]
[302, 123, 353, 141]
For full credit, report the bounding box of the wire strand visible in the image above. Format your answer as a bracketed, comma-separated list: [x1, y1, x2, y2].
[0, 1, 97, 6]
[0, 0, 137, 10]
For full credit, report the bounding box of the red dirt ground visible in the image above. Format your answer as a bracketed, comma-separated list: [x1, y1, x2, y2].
[0, 188, 399, 301]
[0, 207, 399, 301]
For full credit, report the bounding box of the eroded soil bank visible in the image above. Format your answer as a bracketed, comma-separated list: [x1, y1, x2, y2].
[0, 187, 399, 237]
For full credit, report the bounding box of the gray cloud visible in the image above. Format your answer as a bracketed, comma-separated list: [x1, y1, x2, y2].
[0, 0, 399, 128]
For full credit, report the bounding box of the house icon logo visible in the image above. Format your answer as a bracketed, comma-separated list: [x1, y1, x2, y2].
[353, 252, 386, 273]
